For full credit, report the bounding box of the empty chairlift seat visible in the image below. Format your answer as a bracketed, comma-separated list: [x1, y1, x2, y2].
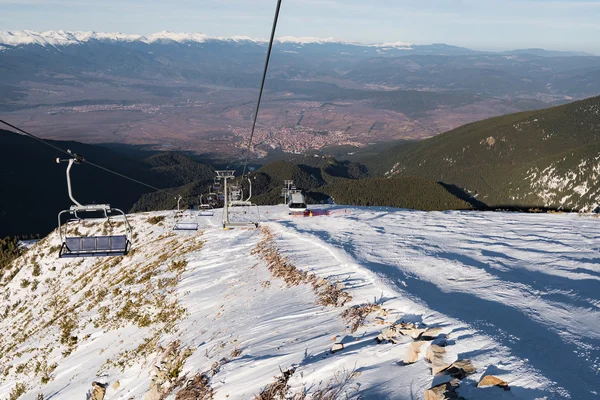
[61, 234, 130, 258]
[199, 205, 214, 217]
[58, 206, 133, 258]
[173, 221, 200, 231]
[172, 196, 200, 231]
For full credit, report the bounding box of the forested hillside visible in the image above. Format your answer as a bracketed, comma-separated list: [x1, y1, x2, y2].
[368, 95, 600, 211]
[0, 130, 213, 237]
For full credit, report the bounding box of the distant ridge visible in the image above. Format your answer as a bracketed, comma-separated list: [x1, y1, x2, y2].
[0, 30, 591, 56]
[0, 30, 407, 48]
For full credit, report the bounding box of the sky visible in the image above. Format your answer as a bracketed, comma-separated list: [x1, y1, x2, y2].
[1, 0, 600, 54]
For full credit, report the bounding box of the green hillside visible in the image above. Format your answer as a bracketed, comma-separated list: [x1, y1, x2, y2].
[367, 95, 600, 210]
[246, 160, 471, 211]
[323, 177, 471, 210]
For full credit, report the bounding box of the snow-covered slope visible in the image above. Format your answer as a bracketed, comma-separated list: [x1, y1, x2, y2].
[1, 206, 599, 399]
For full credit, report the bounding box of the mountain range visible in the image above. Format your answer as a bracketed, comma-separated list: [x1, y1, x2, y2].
[1, 30, 591, 57]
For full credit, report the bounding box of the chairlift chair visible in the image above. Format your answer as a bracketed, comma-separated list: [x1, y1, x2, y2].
[198, 194, 214, 217]
[216, 171, 260, 229]
[56, 152, 132, 258]
[173, 195, 199, 231]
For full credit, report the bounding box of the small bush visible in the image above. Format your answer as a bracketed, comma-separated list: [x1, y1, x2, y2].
[32, 262, 41, 277]
[255, 367, 296, 400]
[175, 373, 213, 400]
[148, 216, 166, 225]
[341, 303, 381, 333]
[9, 382, 27, 400]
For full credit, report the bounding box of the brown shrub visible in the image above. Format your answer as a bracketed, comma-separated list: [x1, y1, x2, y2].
[341, 303, 381, 333]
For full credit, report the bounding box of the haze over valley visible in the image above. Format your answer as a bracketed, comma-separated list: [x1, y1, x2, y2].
[2, 30, 599, 159]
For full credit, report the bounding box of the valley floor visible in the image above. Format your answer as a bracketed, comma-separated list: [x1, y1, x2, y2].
[1, 206, 599, 399]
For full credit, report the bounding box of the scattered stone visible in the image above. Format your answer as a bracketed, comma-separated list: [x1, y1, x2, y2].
[378, 308, 391, 318]
[424, 378, 461, 400]
[378, 324, 401, 343]
[331, 343, 344, 353]
[397, 322, 427, 339]
[440, 359, 476, 379]
[91, 382, 107, 400]
[112, 380, 120, 390]
[400, 327, 427, 339]
[478, 375, 510, 390]
[402, 341, 427, 364]
[425, 344, 449, 374]
[378, 322, 429, 343]
[420, 327, 443, 340]
[425, 344, 446, 363]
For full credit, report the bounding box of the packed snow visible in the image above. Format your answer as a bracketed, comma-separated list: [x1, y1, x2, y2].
[1, 206, 599, 399]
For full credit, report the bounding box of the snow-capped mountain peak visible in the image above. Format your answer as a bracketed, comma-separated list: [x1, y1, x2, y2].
[0, 29, 411, 48]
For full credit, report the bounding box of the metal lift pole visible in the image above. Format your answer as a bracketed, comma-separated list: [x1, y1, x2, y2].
[223, 175, 229, 226]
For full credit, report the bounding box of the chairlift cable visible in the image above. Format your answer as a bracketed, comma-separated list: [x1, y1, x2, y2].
[241, 0, 283, 177]
[82, 159, 166, 193]
[0, 118, 72, 157]
[0, 118, 169, 194]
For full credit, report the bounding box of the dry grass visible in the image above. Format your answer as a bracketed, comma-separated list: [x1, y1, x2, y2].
[8, 382, 27, 400]
[310, 368, 361, 400]
[255, 366, 360, 400]
[253, 227, 352, 308]
[175, 373, 214, 400]
[174, 357, 227, 400]
[254, 367, 297, 400]
[147, 215, 166, 225]
[1, 216, 204, 382]
[341, 303, 381, 333]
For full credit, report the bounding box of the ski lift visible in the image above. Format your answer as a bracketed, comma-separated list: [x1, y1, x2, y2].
[229, 185, 243, 202]
[216, 171, 260, 229]
[288, 190, 307, 213]
[173, 195, 199, 231]
[212, 178, 222, 192]
[56, 152, 132, 258]
[206, 192, 217, 206]
[198, 194, 214, 217]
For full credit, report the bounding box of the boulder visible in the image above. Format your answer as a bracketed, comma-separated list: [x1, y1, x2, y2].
[425, 344, 449, 374]
[91, 382, 107, 400]
[424, 378, 461, 400]
[420, 327, 443, 340]
[331, 343, 344, 353]
[402, 341, 427, 364]
[478, 375, 510, 390]
[440, 359, 476, 379]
